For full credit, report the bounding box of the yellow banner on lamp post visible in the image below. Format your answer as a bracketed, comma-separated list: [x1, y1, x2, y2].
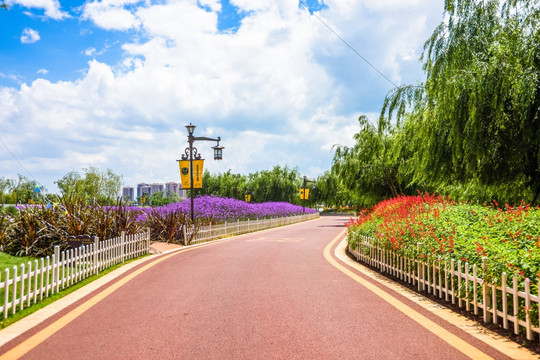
[178, 160, 190, 188]
[193, 159, 204, 188]
[245, 194, 251, 202]
[299, 188, 310, 200]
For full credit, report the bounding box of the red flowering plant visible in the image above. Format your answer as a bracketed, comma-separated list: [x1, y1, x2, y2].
[347, 193, 450, 258]
[347, 194, 540, 289]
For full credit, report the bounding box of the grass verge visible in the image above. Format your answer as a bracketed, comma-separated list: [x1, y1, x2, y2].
[0, 253, 150, 329]
[0, 253, 36, 271]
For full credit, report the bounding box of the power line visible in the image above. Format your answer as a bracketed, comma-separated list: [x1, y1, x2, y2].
[0, 137, 38, 182]
[299, 0, 398, 88]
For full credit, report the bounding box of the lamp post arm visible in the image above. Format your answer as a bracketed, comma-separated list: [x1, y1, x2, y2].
[192, 136, 221, 142]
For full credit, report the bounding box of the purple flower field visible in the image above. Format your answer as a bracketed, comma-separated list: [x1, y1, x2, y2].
[137, 195, 317, 223]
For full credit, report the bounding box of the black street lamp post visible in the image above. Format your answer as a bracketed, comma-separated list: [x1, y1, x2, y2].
[180, 123, 223, 225]
[301, 175, 316, 214]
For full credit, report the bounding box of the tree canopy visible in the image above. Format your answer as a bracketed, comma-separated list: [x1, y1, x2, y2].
[332, 0, 540, 207]
[55, 166, 123, 205]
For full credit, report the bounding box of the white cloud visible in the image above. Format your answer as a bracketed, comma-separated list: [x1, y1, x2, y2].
[84, 42, 114, 57]
[1, 0, 444, 192]
[199, 0, 220, 13]
[85, 47, 97, 56]
[8, 0, 69, 19]
[82, 0, 141, 31]
[20, 28, 40, 43]
[135, 1, 217, 38]
[37, 69, 48, 74]
[0, 72, 24, 83]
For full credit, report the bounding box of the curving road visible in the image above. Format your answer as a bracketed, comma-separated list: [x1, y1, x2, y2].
[0, 216, 532, 359]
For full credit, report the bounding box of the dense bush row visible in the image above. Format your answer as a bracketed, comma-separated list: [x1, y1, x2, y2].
[347, 194, 540, 289]
[0, 195, 316, 256]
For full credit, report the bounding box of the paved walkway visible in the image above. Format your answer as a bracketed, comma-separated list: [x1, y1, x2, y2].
[0, 217, 537, 359]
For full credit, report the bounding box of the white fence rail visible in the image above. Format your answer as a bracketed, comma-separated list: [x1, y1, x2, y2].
[348, 233, 540, 341]
[1, 230, 150, 319]
[185, 213, 320, 245]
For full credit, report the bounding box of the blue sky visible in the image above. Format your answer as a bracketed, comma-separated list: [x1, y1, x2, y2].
[0, 0, 444, 193]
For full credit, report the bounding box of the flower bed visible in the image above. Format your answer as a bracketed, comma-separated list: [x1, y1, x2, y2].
[138, 195, 316, 223]
[347, 194, 540, 289]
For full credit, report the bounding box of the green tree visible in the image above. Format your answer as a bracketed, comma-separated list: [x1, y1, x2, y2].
[55, 171, 84, 198]
[101, 168, 122, 201]
[200, 170, 247, 199]
[0, 177, 14, 204]
[147, 191, 172, 206]
[165, 190, 179, 202]
[332, 115, 405, 207]
[248, 165, 301, 203]
[12, 175, 42, 204]
[381, 0, 540, 205]
[198, 166, 303, 204]
[55, 166, 123, 204]
[313, 171, 353, 208]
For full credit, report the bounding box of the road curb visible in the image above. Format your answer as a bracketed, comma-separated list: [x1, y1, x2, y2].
[333, 235, 540, 360]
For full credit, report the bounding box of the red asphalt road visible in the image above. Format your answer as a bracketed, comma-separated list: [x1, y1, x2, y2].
[0, 217, 512, 359]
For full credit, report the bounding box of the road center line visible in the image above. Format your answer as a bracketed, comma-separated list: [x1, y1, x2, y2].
[323, 229, 494, 360]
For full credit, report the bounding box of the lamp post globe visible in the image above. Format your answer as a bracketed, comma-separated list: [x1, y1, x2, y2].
[186, 123, 196, 136]
[212, 138, 224, 160]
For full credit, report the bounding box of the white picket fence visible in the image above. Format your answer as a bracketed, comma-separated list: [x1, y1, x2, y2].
[1, 230, 150, 319]
[348, 233, 540, 341]
[185, 213, 320, 245]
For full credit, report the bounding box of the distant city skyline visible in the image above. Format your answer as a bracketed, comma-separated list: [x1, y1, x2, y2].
[122, 181, 187, 201]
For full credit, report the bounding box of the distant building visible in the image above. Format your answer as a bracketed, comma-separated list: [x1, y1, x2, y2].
[165, 182, 187, 199]
[137, 183, 149, 198]
[135, 181, 185, 202]
[122, 186, 134, 202]
[178, 184, 187, 198]
[150, 183, 164, 195]
[165, 182, 178, 197]
[137, 183, 151, 200]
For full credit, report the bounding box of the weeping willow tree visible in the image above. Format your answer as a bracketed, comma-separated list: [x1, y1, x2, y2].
[332, 115, 406, 207]
[381, 0, 540, 204]
[312, 170, 357, 208]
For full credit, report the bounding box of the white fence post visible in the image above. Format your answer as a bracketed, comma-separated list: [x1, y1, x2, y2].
[121, 231, 125, 263]
[12, 266, 17, 315]
[3, 268, 9, 318]
[54, 246, 60, 293]
[482, 257, 491, 323]
[93, 236, 99, 275]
